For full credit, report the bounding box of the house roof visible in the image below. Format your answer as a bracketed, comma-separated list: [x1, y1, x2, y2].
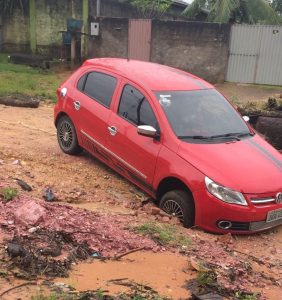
[173, 0, 189, 7]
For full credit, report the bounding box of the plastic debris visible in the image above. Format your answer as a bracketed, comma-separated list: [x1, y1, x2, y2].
[15, 179, 32, 191]
[43, 187, 56, 202]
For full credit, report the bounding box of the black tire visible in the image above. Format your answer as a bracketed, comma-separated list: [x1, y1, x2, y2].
[57, 116, 82, 155]
[159, 190, 195, 228]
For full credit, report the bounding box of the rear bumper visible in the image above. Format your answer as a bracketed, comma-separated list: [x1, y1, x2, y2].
[193, 189, 282, 234]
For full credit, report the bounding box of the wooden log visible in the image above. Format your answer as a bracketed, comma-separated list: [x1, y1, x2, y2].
[0, 96, 40, 108]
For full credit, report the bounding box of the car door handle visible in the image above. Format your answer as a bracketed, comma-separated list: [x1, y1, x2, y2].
[108, 126, 117, 136]
[73, 101, 80, 111]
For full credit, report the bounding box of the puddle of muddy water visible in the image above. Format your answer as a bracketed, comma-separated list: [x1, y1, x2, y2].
[0, 279, 50, 300]
[58, 251, 194, 299]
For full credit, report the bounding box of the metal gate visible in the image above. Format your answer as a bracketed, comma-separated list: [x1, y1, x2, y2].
[128, 19, 151, 61]
[227, 24, 282, 85]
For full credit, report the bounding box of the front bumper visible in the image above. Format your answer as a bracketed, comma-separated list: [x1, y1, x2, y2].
[193, 189, 282, 234]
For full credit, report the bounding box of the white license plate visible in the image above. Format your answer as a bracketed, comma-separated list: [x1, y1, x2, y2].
[266, 208, 282, 223]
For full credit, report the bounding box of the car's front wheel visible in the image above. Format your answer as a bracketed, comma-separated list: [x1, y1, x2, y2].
[160, 190, 195, 228]
[57, 115, 82, 155]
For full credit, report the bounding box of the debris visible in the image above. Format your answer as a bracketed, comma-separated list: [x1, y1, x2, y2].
[43, 187, 56, 202]
[190, 256, 210, 272]
[15, 178, 32, 191]
[7, 242, 27, 258]
[91, 251, 102, 258]
[113, 247, 145, 260]
[12, 160, 21, 165]
[28, 226, 39, 233]
[0, 282, 37, 298]
[14, 200, 46, 226]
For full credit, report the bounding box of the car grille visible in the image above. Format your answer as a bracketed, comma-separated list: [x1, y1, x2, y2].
[251, 197, 275, 204]
[249, 218, 282, 231]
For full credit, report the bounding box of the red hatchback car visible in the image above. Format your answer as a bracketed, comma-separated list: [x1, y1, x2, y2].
[54, 58, 282, 233]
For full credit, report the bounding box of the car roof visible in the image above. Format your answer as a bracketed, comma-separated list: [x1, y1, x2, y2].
[83, 58, 213, 91]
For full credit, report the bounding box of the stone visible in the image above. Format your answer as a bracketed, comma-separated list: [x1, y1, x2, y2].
[14, 200, 46, 226]
[151, 207, 162, 215]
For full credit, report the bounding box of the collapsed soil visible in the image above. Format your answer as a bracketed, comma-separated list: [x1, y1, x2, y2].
[0, 103, 281, 299]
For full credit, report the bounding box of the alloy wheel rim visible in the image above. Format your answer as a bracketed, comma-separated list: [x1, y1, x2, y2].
[59, 122, 73, 149]
[162, 200, 184, 223]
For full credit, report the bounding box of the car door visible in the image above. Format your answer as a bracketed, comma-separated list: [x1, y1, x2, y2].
[67, 69, 118, 164]
[106, 82, 162, 192]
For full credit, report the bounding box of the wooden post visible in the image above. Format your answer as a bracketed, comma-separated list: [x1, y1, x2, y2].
[82, 0, 89, 59]
[29, 0, 36, 54]
[70, 0, 76, 69]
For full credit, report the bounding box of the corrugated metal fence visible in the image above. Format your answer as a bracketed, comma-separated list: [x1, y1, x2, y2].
[227, 24, 282, 85]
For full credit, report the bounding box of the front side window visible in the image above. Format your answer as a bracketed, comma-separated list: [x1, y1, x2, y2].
[118, 85, 158, 129]
[77, 72, 117, 108]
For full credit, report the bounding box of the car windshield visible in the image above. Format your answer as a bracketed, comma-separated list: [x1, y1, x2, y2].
[155, 89, 251, 141]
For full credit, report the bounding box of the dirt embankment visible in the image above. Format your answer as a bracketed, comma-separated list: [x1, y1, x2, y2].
[0, 104, 281, 300]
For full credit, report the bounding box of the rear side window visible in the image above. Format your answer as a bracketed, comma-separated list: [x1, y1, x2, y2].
[77, 72, 117, 108]
[118, 85, 159, 129]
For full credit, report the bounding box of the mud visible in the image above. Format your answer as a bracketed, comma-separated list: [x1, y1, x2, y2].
[0, 104, 282, 299]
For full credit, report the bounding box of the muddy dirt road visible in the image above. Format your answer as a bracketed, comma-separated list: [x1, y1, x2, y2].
[0, 104, 281, 299]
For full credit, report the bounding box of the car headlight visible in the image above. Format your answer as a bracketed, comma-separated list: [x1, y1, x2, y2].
[205, 176, 247, 206]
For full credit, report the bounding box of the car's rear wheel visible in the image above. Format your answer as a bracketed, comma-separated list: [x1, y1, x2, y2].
[57, 116, 82, 155]
[159, 190, 195, 228]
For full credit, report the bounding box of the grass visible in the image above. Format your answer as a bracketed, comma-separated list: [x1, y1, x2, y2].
[0, 187, 18, 202]
[134, 221, 191, 247]
[0, 53, 63, 102]
[197, 271, 216, 287]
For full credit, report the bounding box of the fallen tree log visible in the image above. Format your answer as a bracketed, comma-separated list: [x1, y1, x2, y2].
[0, 96, 40, 108]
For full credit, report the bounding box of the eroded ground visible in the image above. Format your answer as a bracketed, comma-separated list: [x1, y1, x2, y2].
[0, 104, 281, 300]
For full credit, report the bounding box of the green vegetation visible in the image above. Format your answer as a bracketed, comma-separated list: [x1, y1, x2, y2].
[31, 288, 169, 300]
[134, 221, 191, 247]
[272, 0, 282, 15]
[0, 187, 18, 202]
[129, 0, 172, 18]
[183, 0, 282, 24]
[31, 294, 61, 300]
[0, 53, 62, 102]
[197, 271, 217, 287]
[235, 291, 258, 300]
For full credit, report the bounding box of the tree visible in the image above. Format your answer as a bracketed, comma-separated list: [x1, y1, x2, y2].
[129, 0, 173, 18]
[183, 0, 282, 24]
[272, 0, 282, 15]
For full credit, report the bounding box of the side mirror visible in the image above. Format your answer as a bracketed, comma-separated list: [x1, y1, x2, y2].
[137, 125, 158, 138]
[243, 116, 250, 122]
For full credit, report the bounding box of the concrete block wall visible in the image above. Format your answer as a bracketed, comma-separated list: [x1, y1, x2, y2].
[89, 18, 231, 83]
[2, 0, 82, 57]
[151, 20, 231, 83]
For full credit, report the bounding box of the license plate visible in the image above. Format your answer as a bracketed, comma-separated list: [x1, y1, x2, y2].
[266, 208, 282, 223]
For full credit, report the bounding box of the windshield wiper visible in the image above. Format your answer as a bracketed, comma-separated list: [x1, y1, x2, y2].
[209, 132, 254, 140]
[178, 132, 253, 141]
[178, 135, 212, 140]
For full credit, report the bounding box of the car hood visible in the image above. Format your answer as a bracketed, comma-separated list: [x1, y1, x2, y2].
[177, 135, 282, 194]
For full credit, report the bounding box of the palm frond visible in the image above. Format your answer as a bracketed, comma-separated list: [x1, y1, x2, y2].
[244, 0, 282, 25]
[208, 0, 240, 23]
